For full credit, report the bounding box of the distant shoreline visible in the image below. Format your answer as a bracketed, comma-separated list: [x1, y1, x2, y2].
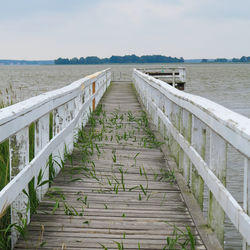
[0, 60, 54, 65]
[0, 60, 250, 65]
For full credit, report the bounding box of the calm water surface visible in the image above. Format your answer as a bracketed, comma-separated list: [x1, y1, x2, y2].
[1, 64, 250, 117]
[0, 64, 250, 249]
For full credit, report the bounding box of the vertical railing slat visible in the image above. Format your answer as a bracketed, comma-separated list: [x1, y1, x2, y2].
[191, 116, 206, 210]
[180, 109, 192, 186]
[133, 69, 250, 248]
[9, 127, 30, 248]
[208, 131, 227, 246]
[65, 100, 75, 154]
[0, 70, 111, 249]
[158, 92, 165, 136]
[243, 157, 250, 250]
[35, 114, 50, 201]
[92, 81, 96, 111]
[53, 105, 66, 175]
[170, 103, 180, 163]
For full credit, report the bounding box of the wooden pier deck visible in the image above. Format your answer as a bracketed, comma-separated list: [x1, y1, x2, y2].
[15, 81, 206, 250]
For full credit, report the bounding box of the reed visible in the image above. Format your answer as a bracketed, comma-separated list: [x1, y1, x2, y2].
[0, 94, 12, 249]
[0, 140, 11, 249]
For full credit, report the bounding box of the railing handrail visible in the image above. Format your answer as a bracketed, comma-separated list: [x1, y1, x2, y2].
[133, 68, 250, 247]
[0, 69, 110, 143]
[134, 69, 250, 158]
[136, 67, 185, 70]
[0, 68, 111, 248]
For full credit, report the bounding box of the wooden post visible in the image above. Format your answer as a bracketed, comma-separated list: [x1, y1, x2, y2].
[158, 93, 165, 136]
[74, 94, 81, 139]
[172, 69, 175, 87]
[151, 89, 158, 127]
[170, 103, 180, 164]
[208, 131, 227, 246]
[180, 109, 192, 186]
[165, 99, 173, 152]
[76, 85, 85, 129]
[243, 157, 250, 250]
[9, 127, 30, 248]
[191, 116, 206, 210]
[35, 114, 50, 201]
[92, 82, 96, 111]
[87, 85, 92, 117]
[64, 100, 75, 154]
[53, 105, 66, 175]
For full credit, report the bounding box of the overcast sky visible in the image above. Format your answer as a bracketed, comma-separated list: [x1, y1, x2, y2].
[1, 0, 250, 60]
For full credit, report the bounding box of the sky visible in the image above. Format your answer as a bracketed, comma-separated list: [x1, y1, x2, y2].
[0, 0, 250, 60]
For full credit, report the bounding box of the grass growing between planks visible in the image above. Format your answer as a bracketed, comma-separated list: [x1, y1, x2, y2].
[0, 100, 65, 249]
[163, 224, 196, 250]
[2, 92, 198, 250]
[42, 102, 197, 249]
[0, 94, 14, 249]
[0, 140, 11, 249]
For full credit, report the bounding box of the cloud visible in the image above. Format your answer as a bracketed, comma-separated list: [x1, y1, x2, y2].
[0, 0, 249, 59]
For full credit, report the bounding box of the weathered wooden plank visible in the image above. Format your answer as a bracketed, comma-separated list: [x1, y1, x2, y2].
[0, 71, 111, 216]
[144, 91, 250, 246]
[14, 81, 205, 250]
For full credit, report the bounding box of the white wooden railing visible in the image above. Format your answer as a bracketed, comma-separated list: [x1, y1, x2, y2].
[0, 69, 111, 248]
[133, 69, 250, 249]
[137, 67, 186, 86]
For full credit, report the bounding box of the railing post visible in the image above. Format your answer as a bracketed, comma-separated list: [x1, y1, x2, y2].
[170, 103, 181, 164]
[92, 81, 96, 111]
[208, 131, 227, 246]
[35, 114, 50, 201]
[191, 116, 206, 210]
[64, 100, 75, 154]
[243, 157, 250, 250]
[158, 93, 165, 135]
[53, 105, 66, 175]
[172, 69, 175, 87]
[151, 89, 158, 126]
[75, 85, 85, 130]
[9, 127, 30, 248]
[180, 109, 192, 186]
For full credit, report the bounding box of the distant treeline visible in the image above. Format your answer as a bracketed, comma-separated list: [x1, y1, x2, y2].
[54, 55, 184, 65]
[0, 60, 54, 65]
[201, 56, 250, 63]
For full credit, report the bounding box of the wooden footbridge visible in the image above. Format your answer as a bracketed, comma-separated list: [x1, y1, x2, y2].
[0, 69, 250, 249]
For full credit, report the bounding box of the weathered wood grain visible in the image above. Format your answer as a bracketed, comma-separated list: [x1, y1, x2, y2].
[15, 81, 205, 250]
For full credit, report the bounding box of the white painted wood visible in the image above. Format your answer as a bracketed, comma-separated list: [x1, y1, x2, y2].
[157, 99, 250, 244]
[243, 157, 250, 214]
[52, 104, 66, 176]
[243, 157, 250, 250]
[191, 116, 206, 210]
[133, 71, 250, 245]
[35, 114, 50, 201]
[0, 69, 111, 249]
[0, 69, 111, 143]
[169, 103, 181, 163]
[0, 72, 110, 213]
[208, 131, 227, 246]
[134, 69, 250, 158]
[65, 99, 76, 154]
[180, 109, 192, 186]
[9, 127, 30, 248]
